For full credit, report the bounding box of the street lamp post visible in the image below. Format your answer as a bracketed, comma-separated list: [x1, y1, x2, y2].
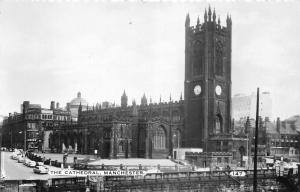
[177, 129, 180, 149]
[253, 88, 260, 192]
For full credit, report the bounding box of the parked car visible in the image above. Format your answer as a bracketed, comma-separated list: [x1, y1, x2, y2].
[24, 159, 36, 167]
[1, 147, 7, 151]
[33, 166, 49, 174]
[11, 154, 21, 160]
[36, 162, 44, 166]
[23, 159, 30, 166]
[17, 157, 25, 163]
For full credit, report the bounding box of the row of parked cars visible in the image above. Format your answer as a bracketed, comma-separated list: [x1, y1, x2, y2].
[10, 149, 49, 174]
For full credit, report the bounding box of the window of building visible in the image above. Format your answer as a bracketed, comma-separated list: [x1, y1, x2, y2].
[215, 114, 223, 134]
[216, 141, 221, 151]
[118, 143, 123, 152]
[192, 41, 204, 76]
[153, 126, 166, 150]
[216, 41, 224, 76]
[223, 141, 228, 152]
[224, 157, 229, 164]
[217, 157, 222, 164]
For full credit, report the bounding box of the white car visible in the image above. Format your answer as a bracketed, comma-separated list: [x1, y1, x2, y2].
[33, 166, 49, 174]
[11, 153, 21, 160]
[36, 162, 44, 166]
[24, 159, 36, 167]
[17, 156, 25, 163]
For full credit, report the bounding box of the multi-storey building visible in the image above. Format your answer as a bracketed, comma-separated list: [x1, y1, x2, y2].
[266, 117, 300, 160]
[232, 92, 272, 121]
[1, 101, 72, 151]
[234, 116, 300, 164]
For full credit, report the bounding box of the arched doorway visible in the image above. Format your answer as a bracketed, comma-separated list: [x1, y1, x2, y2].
[215, 114, 223, 134]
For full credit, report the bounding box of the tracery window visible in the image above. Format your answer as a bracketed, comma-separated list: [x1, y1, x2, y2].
[216, 41, 224, 76]
[153, 126, 166, 150]
[192, 41, 204, 76]
[118, 142, 123, 152]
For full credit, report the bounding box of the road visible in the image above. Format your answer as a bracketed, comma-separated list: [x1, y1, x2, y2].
[0, 151, 80, 180]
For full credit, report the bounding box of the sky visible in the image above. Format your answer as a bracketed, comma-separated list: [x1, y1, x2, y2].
[0, 1, 299, 120]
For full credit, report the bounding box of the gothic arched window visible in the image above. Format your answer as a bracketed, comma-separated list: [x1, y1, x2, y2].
[216, 41, 224, 76]
[215, 114, 223, 134]
[192, 41, 204, 76]
[118, 142, 123, 152]
[153, 126, 166, 150]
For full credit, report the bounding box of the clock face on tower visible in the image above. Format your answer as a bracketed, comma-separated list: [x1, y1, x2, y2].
[194, 85, 201, 96]
[215, 85, 222, 96]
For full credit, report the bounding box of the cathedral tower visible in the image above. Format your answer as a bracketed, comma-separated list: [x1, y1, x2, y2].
[183, 7, 232, 150]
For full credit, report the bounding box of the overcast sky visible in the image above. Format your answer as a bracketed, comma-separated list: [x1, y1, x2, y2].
[0, 1, 299, 120]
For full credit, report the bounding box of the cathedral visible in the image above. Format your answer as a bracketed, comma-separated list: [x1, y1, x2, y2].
[49, 7, 247, 163]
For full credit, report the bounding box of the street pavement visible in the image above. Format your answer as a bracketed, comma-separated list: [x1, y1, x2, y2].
[0, 151, 81, 180]
[34, 152, 97, 163]
[33, 152, 178, 167]
[88, 158, 177, 167]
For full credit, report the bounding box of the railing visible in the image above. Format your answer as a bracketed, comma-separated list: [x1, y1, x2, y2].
[73, 163, 192, 172]
[102, 169, 280, 191]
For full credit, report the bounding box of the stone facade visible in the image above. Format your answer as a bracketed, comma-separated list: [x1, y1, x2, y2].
[183, 7, 233, 151]
[48, 7, 248, 162]
[50, 97, 184, 159]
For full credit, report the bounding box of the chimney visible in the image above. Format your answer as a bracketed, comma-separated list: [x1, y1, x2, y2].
[50, 101, 55, 110]
[22, 101, 30, 114]
[56, 102, 60, 109]
[66, 103, 70, 111]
